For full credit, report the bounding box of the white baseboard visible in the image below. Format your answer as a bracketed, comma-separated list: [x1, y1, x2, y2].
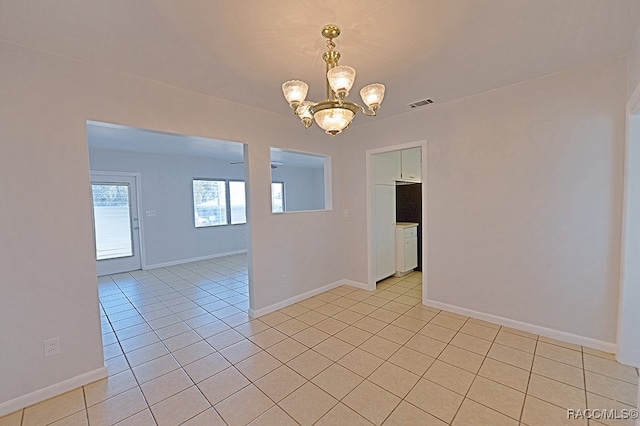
[341, 280, 370, 290]
[424, 299, 616, 353]
[0, 366, 107, 417]
[144, 250, 247, 270]
[249, 279, 368, 318]
[615, 353, 640, 369]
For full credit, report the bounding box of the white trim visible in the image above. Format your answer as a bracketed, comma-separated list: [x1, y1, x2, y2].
[271, 209, 332, 215]
[365, 148, 374, 290]
[617, 103, 632, 360]
[366, 141, 428, 155]
[144, 250, 247, 269]
[249, 279, 368, 318]
[628, 81, 640, 115]
[637, 377, 640, 421]
[91, 170, 142, 178]
[341, 280, 370, 290]
[616, 81, 640, 367]
[134, 174, 146, 269]
[0, 366, 107, 417]
[617, 353, 640, 369]
[425, 299, 616, 353]
[420, 144, 429, 302]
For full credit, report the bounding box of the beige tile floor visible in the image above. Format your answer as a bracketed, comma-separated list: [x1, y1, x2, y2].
[1, 254, 638, 425]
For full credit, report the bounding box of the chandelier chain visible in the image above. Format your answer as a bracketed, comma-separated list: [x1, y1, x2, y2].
[326, 39, 335, 51]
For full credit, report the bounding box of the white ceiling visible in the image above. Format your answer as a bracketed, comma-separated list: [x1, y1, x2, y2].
[87, 121, 245, 160]
[87, 121, 325, 168]
[2, 0, 640, 121]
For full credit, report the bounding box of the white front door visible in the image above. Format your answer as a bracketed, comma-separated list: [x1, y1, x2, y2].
[91, 173, 142, 275]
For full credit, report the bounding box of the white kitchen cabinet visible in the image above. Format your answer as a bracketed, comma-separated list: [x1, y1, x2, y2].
[374, 185, 396, 281]
[395, 223, 418, 276]
[373, 151, 401, 185]
[373, 148, 421, 184]
[400, 147, 421, 182]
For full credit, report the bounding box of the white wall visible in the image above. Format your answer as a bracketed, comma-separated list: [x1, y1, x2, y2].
[1, 24, 632, 415]
[0, 40, 344, 413]
[272, 165, 325, 211]
[340, 57, 626, 347]
[89, 148, 247, 267]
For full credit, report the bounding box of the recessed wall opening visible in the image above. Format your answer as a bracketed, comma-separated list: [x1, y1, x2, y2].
[86, 120, 253, 332]
[269, 147, 332, 213]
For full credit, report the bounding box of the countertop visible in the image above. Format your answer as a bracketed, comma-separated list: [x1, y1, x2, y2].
[395, 222, 419, 228]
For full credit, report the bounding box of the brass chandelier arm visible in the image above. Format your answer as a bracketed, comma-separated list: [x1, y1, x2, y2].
[293, 101, 379, 117]
[310, 100, 358, 115]
[355, 103, 380, 117]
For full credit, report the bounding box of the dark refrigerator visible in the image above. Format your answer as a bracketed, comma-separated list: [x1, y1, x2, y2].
[396, 183, 422, 271]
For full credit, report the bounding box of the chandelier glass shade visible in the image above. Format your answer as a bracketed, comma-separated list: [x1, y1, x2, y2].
[314, 107, 355, 135]
[282, 25, 385, 137]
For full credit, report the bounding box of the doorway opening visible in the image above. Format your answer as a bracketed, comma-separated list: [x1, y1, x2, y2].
[367, 141, 428, 304]
[91, 172, 142, 276]
[86, 121, 252, 318]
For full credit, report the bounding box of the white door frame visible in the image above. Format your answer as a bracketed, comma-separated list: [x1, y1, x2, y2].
[616, 83, 640, 368]
[91, 171, 145, 274]
[366, 140, 428, 302]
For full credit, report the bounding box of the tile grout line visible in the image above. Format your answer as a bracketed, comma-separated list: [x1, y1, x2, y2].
[80, 386, 89, 425]
[15, 260, 636, 426]
[157, 269, 279, 424]
[449, 316, 498, 424]
[351, 280, 460, 425]
[283, 274, 422, 424]
[287, 274, 536, 424]
[385, 318, 456, 424]
[100, 261, 248, 425]
[582, 343, 589, 416]
[518, 334, 539, 425]
[8, 256, 249, 426]
[133, 256, 249, 424]
[103, 272, 162, 425]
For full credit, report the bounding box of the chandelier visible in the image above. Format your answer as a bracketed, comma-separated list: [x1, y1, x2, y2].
[282, 25, 386, 137]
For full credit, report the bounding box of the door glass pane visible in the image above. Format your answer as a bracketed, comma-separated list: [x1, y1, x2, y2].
[229, 181, 246, 225]
[92, 184, 133, 260]
[272, 182, 284, 213]
[193, 180, 227, 227]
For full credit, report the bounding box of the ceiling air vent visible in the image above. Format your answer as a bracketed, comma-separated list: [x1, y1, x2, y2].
[408, 99, 434, 109]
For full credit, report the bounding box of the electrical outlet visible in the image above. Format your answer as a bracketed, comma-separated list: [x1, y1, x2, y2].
[44, 337, 60, 357]
[343, 209, 349, 218]
[281, 274, 287, 286]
